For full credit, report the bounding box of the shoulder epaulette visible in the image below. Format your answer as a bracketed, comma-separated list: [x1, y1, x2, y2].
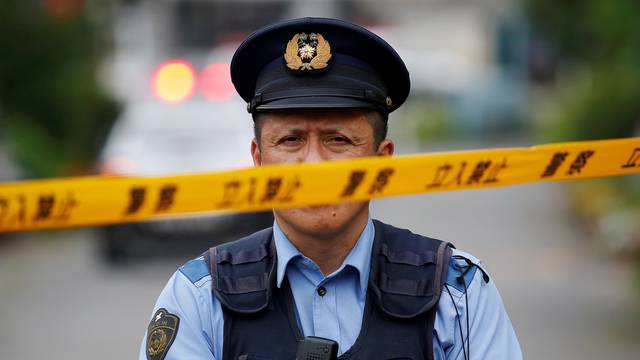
[445, 254, 490, 293]
[179, 257, 210, 284]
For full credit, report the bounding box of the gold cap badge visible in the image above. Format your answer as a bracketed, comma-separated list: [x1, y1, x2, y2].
[284, 32, 332, 71]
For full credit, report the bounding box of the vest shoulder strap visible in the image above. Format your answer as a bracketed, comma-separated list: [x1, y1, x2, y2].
[204, 227, 276, 314]
[369, 220, 453, 318]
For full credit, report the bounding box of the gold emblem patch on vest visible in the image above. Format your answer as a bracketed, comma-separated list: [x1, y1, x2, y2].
[284, 32, 332, 71]
[146, 308, 180, 360]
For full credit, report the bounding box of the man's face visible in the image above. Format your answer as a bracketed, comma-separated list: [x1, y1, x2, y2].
[251, 109, 394, 238]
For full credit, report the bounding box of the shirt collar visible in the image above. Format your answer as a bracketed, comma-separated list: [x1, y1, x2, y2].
[273, 217, 375, 296]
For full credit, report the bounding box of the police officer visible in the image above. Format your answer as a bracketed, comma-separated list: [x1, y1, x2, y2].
[140, 18, 522, 360]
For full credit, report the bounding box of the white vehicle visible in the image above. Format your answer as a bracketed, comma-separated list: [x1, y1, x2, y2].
[98, 57, 272, 262]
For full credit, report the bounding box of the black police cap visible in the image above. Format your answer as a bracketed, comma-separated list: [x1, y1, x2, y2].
[231, 17, 410, 116]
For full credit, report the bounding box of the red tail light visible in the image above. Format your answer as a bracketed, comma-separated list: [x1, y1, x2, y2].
[199, 63, 234, 102]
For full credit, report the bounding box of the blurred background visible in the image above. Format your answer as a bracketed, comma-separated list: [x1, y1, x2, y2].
[1, 0, 639, 358]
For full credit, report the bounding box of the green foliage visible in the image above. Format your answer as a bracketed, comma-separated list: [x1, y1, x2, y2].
[526, 0, 640, 64]
[396, 98, 455, 143]
[527, 0, 640, 141]
[0, 1, 119, 178]
[544, 64, 640, 142]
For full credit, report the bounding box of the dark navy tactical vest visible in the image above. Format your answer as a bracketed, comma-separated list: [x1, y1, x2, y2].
[204, 220, 452, 360]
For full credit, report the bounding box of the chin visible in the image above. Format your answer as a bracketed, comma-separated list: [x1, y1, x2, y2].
[274, 201, 368, 238]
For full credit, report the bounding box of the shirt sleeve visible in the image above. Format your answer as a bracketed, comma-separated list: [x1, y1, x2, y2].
[138, 271, 216, 360]
[434, 252, 522, 360]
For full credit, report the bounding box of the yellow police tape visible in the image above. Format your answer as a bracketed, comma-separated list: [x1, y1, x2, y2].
[0, 137, 639, 233]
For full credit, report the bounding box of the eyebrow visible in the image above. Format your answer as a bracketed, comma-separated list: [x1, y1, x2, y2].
[271, 126, 358, 137]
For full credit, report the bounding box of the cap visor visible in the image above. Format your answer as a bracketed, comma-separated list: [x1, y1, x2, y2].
[255, 96, 380, 112]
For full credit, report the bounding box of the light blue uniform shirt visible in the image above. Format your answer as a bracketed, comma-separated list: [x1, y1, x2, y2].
[139, 218, 522, 359]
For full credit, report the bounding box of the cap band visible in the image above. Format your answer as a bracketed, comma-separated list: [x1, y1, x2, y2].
[249, 87, 388, 113]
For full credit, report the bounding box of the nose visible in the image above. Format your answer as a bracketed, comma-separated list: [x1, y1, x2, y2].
[301, 139, 324, 163]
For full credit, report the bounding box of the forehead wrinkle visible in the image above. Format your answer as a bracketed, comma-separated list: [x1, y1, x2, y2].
[321, 127, 342, 133]
[260, 111, 373, 135]
[285, 128, 306, 135]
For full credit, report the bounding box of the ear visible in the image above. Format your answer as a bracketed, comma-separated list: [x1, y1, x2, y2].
[251, 138, 262, 166]
[376, 139, 394, 156]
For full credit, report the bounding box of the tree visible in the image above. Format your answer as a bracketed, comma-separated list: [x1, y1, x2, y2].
[0, 0, 119, 178]
[526, 0, 640, 140]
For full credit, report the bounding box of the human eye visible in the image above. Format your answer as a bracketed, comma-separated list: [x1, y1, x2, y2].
[277, 135, 303, 146]
[326, 134, 353, 145]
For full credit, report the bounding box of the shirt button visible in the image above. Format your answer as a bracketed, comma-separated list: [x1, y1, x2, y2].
[317, 286, 327, 296]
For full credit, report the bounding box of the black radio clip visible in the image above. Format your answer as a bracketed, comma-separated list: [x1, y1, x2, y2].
[296, 336, 339, 360]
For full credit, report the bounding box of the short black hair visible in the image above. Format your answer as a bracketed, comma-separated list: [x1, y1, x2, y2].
[252, 110, 388, 147]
